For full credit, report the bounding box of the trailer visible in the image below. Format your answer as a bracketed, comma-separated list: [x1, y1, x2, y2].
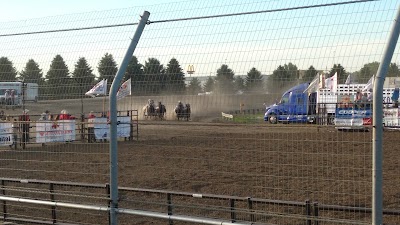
[0, 82, 39, 108]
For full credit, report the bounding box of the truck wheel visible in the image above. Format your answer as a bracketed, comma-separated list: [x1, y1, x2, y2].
[269, 114, 277, 124]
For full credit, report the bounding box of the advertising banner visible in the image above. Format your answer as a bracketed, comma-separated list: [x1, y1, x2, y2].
[92, 117, 130, 140]
[36, 120, 76, 143]
[0, 122, 13, 146]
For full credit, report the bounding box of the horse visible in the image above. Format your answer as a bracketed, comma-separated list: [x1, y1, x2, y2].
[155, 102, 166, 120]
[175, 103, 191, 121]
[142, 103, 156, 119]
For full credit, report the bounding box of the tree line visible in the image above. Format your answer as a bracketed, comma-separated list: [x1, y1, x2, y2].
[0, 54, 399, 99]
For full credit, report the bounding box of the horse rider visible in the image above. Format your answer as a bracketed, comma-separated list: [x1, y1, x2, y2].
[177, 101, 184, 110]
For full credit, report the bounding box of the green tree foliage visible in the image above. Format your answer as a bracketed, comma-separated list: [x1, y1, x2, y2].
[124, 55, 144, 94]
[0, 57, 17, 81]
[245, 67, 263, 92]
[268, 64, 296, 91]
[164, 58, 186, 94]
[358, 62, 379, 83]
[329, 64, 347, 84]
[72, 57, 96, 98]
[97, 53, 118, 91]
[19, 59, 45, 99]
[358, 62, 399, 83]
[234, 76, 245, 93]
[19, 59, 44, 83]
[284, 62, 299, 80]
[143, 58, 165, 94]
[215, 64, 235, 94]
[388, 63, 400, 77]
[187, 77, 202, 95]
[203, 76, 214, 92]
[45, 55, 70, 99]
[302, 65, 318, 83]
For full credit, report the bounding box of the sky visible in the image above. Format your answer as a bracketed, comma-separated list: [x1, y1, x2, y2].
[0, 0, 399, 81]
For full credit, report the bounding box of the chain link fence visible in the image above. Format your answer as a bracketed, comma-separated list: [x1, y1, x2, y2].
[0, 0, 400, 224]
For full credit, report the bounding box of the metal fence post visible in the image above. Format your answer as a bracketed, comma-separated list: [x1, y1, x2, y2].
[109, 11, 150, 225]
[313, 202, 319, 225]
[49, 183, 56, 224]
[305, 200, 311, 225]
[373, 5, 400, 225]
[167, 193, 173, 225]
[230, 199, 236, 223]
[1, 180, 6, 221]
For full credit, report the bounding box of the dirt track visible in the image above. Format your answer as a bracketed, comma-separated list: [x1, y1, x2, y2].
[0, 94, 399, 224]
[1, 119, 399, 224]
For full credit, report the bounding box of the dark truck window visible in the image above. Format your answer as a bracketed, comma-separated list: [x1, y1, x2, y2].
[280, 93, 290, 104]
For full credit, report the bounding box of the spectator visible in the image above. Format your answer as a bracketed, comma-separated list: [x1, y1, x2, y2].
[88, 111, 96, 119]
[4, 89, 10, 105]
[87, 111, 96, 143]
[19, 109, 30, 145]
[10, 89, 15, 105]
[59, 109, 76, 120]
[39, 112, 47, 121]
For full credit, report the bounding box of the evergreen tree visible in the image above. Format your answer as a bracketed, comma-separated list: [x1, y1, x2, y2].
[284, 62, 299, 80]
[329, 64, 347, 84]
[124, 55, 144, 94]
[164, 58, 185, 94]
[19, 59, 45, 99]
[72, 57, 96, 98]
[203, 76, 215, 92]
[45, 55, 70, 99]
[215, 64, 235, 94]
[187, 77, 202, 95]
[268, 65, 289, 91]
[245, 67, 263, 92]
[19, 59, 44, 83]
[234, 76, 245, 93]
[0, 57, 17, 81]
[97, 53, 118, 91]
[302, 65, 318, 83]
[143, 58, 165, 94]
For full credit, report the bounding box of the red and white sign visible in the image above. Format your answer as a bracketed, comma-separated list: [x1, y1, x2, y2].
[36, 120, 76, 143]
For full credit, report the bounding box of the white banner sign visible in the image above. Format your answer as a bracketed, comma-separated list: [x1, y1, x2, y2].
[36, 120, 76, 143]
[0, 123, 13, 146]
[92, 117, 130, 140]
[383, 108, 400, 127]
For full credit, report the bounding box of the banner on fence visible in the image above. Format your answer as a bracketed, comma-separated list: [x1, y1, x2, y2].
[0, 123, 13, 146]
[36, 120, 76, 143]
[383, 108, 400, 127]
[90, 116, 130, 140]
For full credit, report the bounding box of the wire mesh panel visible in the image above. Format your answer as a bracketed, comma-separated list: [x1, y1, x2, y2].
[1, 0, 400, 224]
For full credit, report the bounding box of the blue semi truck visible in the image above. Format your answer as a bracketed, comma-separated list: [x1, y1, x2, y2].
[264, 82, 396, 127]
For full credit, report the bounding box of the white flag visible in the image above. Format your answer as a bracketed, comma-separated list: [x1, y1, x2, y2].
[345, 74, 352, 85]
[117, 79, 131, 101]
[330, 72, 337, 93]
[325, 72, 337, 92]
[85, 79, 107, 97]
[303, 73, 319, 93]
[362, 75, 374, 92]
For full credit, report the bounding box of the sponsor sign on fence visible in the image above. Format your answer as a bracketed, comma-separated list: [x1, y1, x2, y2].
[90, 117, 130, 140]
[36, 120, 76, 143]
[0, 122, 13, 146]
[383, 108, 400, 127]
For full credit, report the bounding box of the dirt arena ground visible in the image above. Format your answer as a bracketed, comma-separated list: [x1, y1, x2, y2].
[0, 96, 399, 224]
